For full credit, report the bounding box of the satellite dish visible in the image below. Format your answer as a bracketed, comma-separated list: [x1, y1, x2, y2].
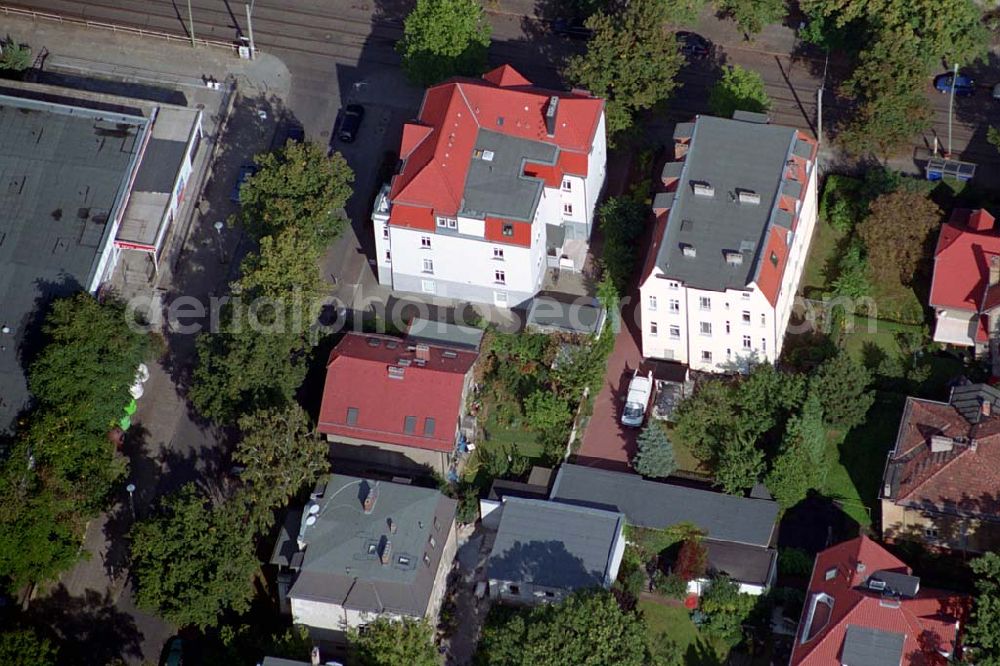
[308, 503, 320, 515]
[305, 515, 317, 526]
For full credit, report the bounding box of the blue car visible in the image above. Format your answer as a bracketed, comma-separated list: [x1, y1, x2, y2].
[934, 73, 975, 96]
[230, 163, 258, 203]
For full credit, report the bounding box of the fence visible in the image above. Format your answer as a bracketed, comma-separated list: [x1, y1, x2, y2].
[0, 4, 237, 52]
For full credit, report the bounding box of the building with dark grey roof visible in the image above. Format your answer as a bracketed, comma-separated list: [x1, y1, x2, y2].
[550, 464, 778, 593]
[487, 496, 625, 605]
[270, 475, 457, 644]
[0, 82, 202, 433]
[639, 114, 818, 373]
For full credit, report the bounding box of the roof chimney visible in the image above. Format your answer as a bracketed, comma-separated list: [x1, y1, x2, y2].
[990, 255, 1000, 287]
[982, 397, 992, 418]
[388, 517, 397, 534]
[545, 96, 559, 136]
[693, 181, 714, 197]
[415, 344, 430, 361]
[362, 481, 379, 514]
[379, 537, 392, 566]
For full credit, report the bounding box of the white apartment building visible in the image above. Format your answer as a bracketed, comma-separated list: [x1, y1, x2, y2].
[639, 114, 819, 372]
[372, 65, 606, 309]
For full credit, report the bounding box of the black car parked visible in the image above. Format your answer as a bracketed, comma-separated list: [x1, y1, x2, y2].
[676, 31, 710, 59]
[338, 104, 365, 143]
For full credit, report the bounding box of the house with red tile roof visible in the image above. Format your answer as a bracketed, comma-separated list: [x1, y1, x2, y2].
[317, 330, 479, 477]
[791, 536, 967, 666]
[880, 380, 1000, 553]
[929, 209, 1000, 363]
[371, 65, 606, 309]
[638, 113, 818, 372]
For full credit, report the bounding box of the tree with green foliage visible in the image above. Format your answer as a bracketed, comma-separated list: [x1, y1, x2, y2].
[0, 36, 32, 72]
[189, 305, 311, 423]
[237, 142, 353, 249]
[766, 392, 827, 508]
[699, 575, 756, 645]
[708, 65, 771, 119]
[633, 422, 677, 479]
[831, 240, 871, 299]
[967, 553, 1000, 664]
[672, 379, 741, 463]
[564, 1, 684, 136]
[523, 390, 573, 456]
[811, 352, 874, 430]
[29, 293, 151, 434]
[0, 627, 57, 665]
[397, 0, 491, 86]
[715, 0, 786, 39]
[662, 0, 707, 27]
[236, 226, 325, 302]
[348, 617, 440, 666]
[989, 126, 1000, 153]
[597, 197, 647, 293]
[475, 589, 651, 666]
[234, 404, 329, 531]
[714, 433, 765, 495]
[858, 189, 941, 286]
[130, 484, 258, 629]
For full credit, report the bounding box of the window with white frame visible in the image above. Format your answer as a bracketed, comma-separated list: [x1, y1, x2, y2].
[382, 225, 389, 240]
[669, 299, 680, 313]
[742, 311, 751, 324]
[669, 325, 680, 339]
[493, 247, 505, 260]
[762, 338, 767, 352]
[725, 321, 731, 334]
[701, 351, 712, 363]
[495, 269, 506, 285]
[436, 216, 457, 229]
[563, 203, 573, 216]
[650, 322, 658, 337]
[668, 281, 680, 290]
[924, 526, 939, 540]
[385, 250, 391, 263]
[700, 322, 712, 336]
[422, 258, 434, 274]
[648, 295, 658, 311]
[561, 178, 572, 191]
[742, 292, 751, 300]
[699, 296, 711, 311]
[421, 279, 435, 294]
[742, 335, 752, 349]
[760, 313, 766, 327]
[502, 223, 514, 236]
[420, 235, 431, 248]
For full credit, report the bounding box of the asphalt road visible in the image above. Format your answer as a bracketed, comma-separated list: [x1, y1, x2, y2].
[12, 0, 1000, 174]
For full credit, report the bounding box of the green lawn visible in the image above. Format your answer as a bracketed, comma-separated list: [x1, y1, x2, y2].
[664, 423, 712, 478]
[640, 601, 726, 665]
[800, 215, 846, 297]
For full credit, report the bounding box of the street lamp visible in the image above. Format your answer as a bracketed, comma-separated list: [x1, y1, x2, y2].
[126, 483, 136, 519]
[213, 221, 226, 263]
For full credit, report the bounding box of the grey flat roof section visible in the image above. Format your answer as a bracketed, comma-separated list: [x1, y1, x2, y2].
[406, 317, 485, 351]
[132, 138, 186, 193]
[550, 464, 778, 547]
[488, 497, 623, 591]
[261, 658, 312, 666]
[288, 475, 456, 617]
[949, 382, 1000, 424]
[460, 128, 557, 222]
[841, 625, 905, 666]
[867, 570, 920, 598]
[525, 293, 605, 335]
[703, 539, 776, 586]
[656, 115, 801, 292]
[0, 95, 145, 433]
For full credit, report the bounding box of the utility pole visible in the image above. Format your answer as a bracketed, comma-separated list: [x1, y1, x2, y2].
[245, 3, 256, 59]
[186, 0, 196, 47]
[947, 62, 958, 157]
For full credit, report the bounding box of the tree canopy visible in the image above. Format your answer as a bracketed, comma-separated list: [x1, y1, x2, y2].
[857, 189, 941, 286]
[708, 65, 771, 119]
[810, 352, 875, 430]
[475, 590, 651, 666]
[397, 0, 491, 86]
[0, 627, 58, 665]
[765, 392, 827, 508]
[967, 553, 1000, 664]
[715, 0, 787, 38]
[0, 36, 31, 72]
[633, 422, 677, 479]
[237, 142, 353, 249]
[234, 404, 329, 531]
[348, 617, 440, 666]
[699, 575, 756, 645]
[564, 1, 684, 137]
[130, 484, 258, 629]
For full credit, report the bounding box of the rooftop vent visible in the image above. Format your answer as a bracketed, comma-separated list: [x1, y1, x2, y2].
[386, 340, 399, 350]
[482, 150, 495, 161]
[397, 358, 412, 367]
[737, 189, 761, 205]
[693, 181, 714, 197]
[388, 517, 397, 534]
[724, 251, 744, 266]
[362, 480, 379, 514]
[681, 244, 697, 258]
[388, 366, 405, 380]
[416, 344, 430, 361]
[856, 562, 866, 573]
[379, 537, 392, 566]
[930, 435, 954, 453]
[366, 337, 381, 347]
[442, 350, 458, 359]
[545, 96, 559, 136]
[868, 579, 886, 592]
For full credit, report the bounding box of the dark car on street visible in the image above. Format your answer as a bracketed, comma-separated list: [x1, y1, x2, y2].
[338, 104, 365, 143]
[676, 31, 710, 59]
[285, 122, 305, 144]
[552, 17, 593, 40]
[230, 163, 258, 204]
[934, 72, 976, 96]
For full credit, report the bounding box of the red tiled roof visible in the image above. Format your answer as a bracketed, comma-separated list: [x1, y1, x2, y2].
[790, 536, 967, 666]
[387, 65, 604, 235]
[930, 208, 1000, 312]
[887, 396, 1000, 516]
[317, 332, 477, 452]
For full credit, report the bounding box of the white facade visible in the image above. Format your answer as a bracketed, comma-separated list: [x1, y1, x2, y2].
[374, 112, 607, 309]
[640, 161, 818, 373]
